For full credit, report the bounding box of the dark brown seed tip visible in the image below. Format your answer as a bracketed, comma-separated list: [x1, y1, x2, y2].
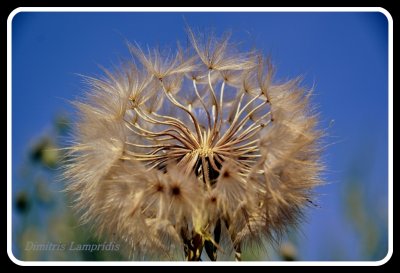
[156, 184, 164, 192]
[171, 185, 181, 195]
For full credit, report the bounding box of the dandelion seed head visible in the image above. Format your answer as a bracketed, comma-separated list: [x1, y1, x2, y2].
[63, 28, 324, 261]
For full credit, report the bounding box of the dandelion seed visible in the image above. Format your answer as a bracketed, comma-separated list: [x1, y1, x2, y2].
[63, 29, 323, 261]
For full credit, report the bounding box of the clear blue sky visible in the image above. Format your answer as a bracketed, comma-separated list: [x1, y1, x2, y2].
[11, 11, 389, 261]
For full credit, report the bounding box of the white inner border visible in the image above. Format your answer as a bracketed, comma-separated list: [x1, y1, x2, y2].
[7, 7, 393, 266]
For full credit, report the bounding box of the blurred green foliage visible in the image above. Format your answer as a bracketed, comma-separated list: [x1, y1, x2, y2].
[342, 154, 388, 261]
[345, 182, 379, 255]
[13, 113, 125, 261]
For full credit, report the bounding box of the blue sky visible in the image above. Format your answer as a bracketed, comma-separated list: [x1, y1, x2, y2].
[11, 11, 389, 261]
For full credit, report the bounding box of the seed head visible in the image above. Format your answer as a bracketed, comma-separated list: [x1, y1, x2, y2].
[63, 29, 323, 261]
